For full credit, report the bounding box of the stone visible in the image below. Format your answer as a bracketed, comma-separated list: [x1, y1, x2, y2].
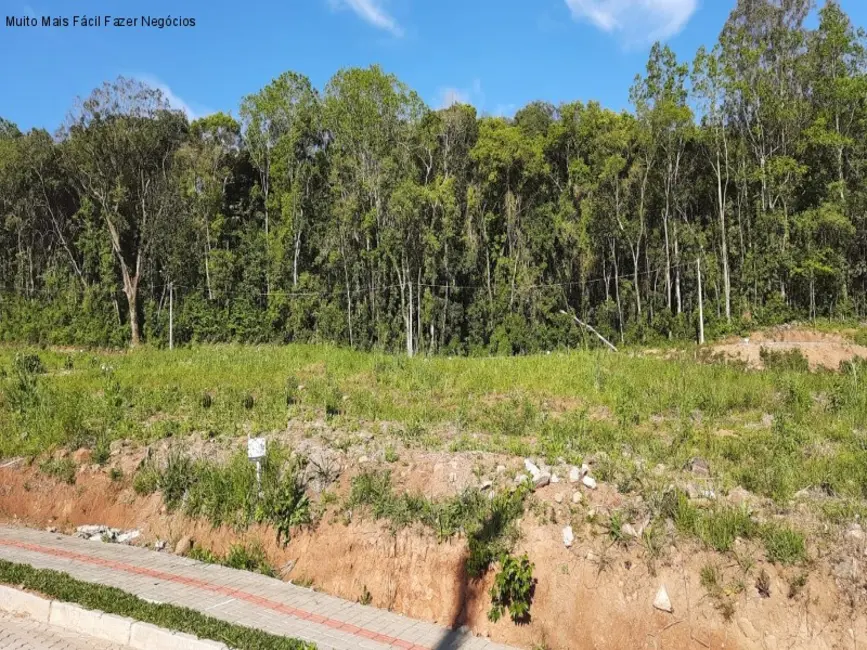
[480, 480, 493, 491]
[116, 530, 140, 544]
[622, 523, 639, 539]
[581, 463, 591, 476]
[569, 467, 582, 483]
[534, 472, 551, 489]
[845, 523, 865, 542]
[727, 486, 754, 507]
[688, 457, 710, 477]
[72, 448, 91, 464]
[76, 524, 104, 537]
[554, 493, 564, 504]
[582, 475, 597, 490]
[653, 585, 673, 613]
[358, 456, 370, 464]
[515, 473, 528, 485]
[562, 526, 575, 548]
[524, 458, 542, 480]
[154, 540, 167, 551]
[174, 535, 193, 557]
[572, 491, 583, 504]
[551, 474, 561, 484]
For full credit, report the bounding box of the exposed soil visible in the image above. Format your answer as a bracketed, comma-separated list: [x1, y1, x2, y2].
[710, 326, 867, 370]
[2, 442, 864, 650]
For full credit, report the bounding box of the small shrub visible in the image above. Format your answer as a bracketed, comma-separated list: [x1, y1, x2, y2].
[13, 353, 45, 375]
[488, 554, 535, 624]
[133, 462, 160, 496]
[92, 438, 110, 466]
[109, 467, 124, 482]
[263, 466, 312, 547]
[756, 569, 771, 598]
[63, 356, 74, 370]
[358, 585, 372, 606]
[39, 458, 76, 485]
[224, 543, 276, 577]
[286, 376, 300, 406]
[760, 347, 809, 372]
[384, 446, 399, 463]
[200, 394, 213, 409]
[242, 395, 255, 410]
[787, 573, 808, 599]
[161, 452, 194, 511]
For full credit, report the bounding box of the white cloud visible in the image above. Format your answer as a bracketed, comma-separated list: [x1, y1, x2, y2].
[135, 75, 212, 121]
[565, 0, 697, 43]
[331, 0, 403, 37]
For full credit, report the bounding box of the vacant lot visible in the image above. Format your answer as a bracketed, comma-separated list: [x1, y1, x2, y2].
[1, 336, 866, 649]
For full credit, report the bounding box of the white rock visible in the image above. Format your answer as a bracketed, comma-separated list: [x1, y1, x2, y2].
[515, 474, 528, 485]
[846, 524, 865, 542]
[554, 493, 564, 504]
[116, 530, 140, 544]
[534, 472, 551, 489]
[572, 492, 583, 504]
[622, 524, 639, 539]
[551, 474, 561, 484]
[582, 475, 597, 490]
[524, 459, 542, 480]
[569, 467, 582, 483]
[581, 463, 590, 477]
[562, 526, 575, 548]
[653, 585, 673, 613]
[480, 480, 493, 491]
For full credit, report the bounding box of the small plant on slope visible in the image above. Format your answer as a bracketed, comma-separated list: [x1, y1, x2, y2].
[488, 553, 535, 624]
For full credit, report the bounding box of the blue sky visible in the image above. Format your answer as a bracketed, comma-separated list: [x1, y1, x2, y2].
[2, 0, 867, 131]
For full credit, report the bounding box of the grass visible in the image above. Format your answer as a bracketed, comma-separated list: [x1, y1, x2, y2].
[0, 560, 314, 649]
[1, 344, 864, 511]
[188, 542, 276, 577]
[348, 470, 527, 576]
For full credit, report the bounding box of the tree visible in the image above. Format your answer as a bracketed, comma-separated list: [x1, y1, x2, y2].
[63, 77, 187, 345]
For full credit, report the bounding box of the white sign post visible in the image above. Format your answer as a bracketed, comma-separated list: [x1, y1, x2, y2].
[247, 437, 267, 496]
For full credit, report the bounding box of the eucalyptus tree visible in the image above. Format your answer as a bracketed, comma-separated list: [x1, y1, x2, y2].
[62, 77, 187, 345]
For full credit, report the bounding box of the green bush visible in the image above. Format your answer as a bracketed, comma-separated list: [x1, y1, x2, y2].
[760, 347, 810, 372]
[488, 554, 535, 624]
[39, 457, 76, 485]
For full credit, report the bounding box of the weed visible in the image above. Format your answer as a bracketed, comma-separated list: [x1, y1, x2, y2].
[384, 446, 399, 463]
[762, 524, 807, 565]
[607, 511, 625, 544]
[13, 353, 45, 375]
[132, 462, 160, 496]
[756, 569, 771, 598]
[700, 563, 736, 621]
[760, 347, 810, 372]
[788, 573, 808, 599]
[223, 543, 276, 577]
[359, 585, 372, 606]
[39, 458, 76, 485]
[92, 438, 110, 466]
[488, 554, 535, 624]
[109, 467, 124, 482]
[161, 451, 194, 511]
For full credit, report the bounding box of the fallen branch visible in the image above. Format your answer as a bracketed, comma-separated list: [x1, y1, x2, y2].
[560, 310, 618, 353]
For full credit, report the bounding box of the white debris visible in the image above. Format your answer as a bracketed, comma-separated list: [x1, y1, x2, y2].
[563, 526, 575, 548]
[569, 467, 582, 483]
[524, 459, 542, 480]
[582, 475, 598, 490]
[653, 585, 673, 613]
[622, 524, 639, 539]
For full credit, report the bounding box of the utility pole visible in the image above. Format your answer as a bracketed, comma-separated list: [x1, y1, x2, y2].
[169, 282, 174, 350]
[696, 257, 705, 345]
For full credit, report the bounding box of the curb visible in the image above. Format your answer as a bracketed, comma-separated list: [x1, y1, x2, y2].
[0, 584, 229, 649]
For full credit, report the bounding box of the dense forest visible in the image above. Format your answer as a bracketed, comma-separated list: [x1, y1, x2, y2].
[2, 0, 866, 354]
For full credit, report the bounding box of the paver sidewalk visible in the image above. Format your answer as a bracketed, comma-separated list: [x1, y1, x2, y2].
[0, 611, 131, 650]
[0, 525, 518, 650]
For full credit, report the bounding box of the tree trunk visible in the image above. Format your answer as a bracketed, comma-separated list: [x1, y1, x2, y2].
[697, 257, 705, 346]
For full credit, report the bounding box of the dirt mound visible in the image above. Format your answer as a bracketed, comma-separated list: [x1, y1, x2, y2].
[711, 326, 867, 370]
[2, 455, 864, 650]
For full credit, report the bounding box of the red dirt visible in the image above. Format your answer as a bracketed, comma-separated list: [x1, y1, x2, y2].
[1, 460, 863, 650]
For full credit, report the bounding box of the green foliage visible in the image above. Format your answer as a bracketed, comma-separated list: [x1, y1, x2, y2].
[488, 554, 535, 624]
[760, 347, 810, 372]
[0, 560, 314, 650]
[39, 457, 76, 485]
[190, 542, 276, 578]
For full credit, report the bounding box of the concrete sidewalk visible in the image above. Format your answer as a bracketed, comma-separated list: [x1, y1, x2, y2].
[0, 525, 518, 650]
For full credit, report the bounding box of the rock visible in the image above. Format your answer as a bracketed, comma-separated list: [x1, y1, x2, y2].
[515, 474, 528, 485]
[572, 492, 583, 504]
[653, 585, 673, 613]
[845, 523, 865, 542]
[551, 474, 561, 484]
[45, 526, 56, 534]
[581, 463, 590, 477]
[554, 493, 564, 504]
[582, 475, 597, 490]
[562, 526, 575, 548]
[834, 557, 859, 581]
[727, 486, 754, 507]
[688, 457, 710, 477]
[358, 456, 370, 464]
[72, 448, 92, 464]
[622, 524, 639, 539]
[75, 524, 105, 537]
[534, 472, 551, 489]
[524, 459, 542, 480]
[116, 530, 140, 544]
[154, 540, 167, 551]
[174, 536, 193, 557]
[480, 480, 493, 491]
[569, 467, 582, 483]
